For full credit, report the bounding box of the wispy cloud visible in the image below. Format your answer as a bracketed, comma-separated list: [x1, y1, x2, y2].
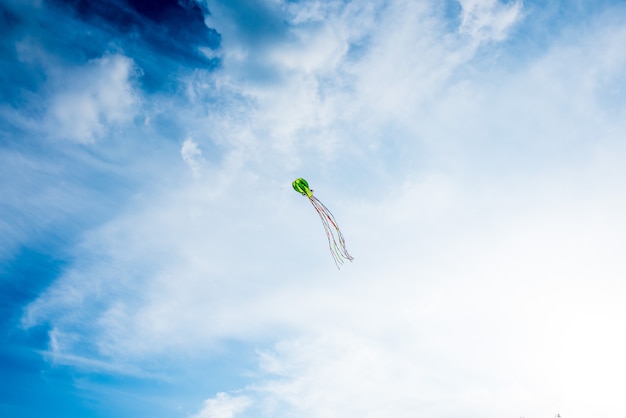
[4, 0, 626, 417]
[191, 393, 251, 418]
[43, 54, 139, 143]
[458, 0, 523, 43]
[181, 138, 206, 178]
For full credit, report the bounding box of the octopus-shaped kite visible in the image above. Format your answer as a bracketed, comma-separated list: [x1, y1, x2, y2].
[292, 178, 354, 268]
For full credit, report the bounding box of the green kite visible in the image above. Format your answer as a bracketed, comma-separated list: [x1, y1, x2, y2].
[293, 178, 354, 268]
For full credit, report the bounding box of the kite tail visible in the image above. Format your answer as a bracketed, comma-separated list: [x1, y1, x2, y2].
[309, 195, 354, 268]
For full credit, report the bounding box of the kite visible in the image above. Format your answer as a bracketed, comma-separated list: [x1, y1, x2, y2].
[292, 177, 354, 268]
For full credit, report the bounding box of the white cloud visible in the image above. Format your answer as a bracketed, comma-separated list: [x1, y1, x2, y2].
[20, 1, 626, 417]
[458, 0, 523, 43]
[45, 54, 139, 143]
[191, 393, 251, 418]
[181, 138, 205, 178]
[240, 175, 626, 418]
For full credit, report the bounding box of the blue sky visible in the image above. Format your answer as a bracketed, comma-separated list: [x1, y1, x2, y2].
[2, 0, 626, 417]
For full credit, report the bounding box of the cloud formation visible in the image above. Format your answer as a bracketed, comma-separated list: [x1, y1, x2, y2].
[3, 1, 626, 417]
[458, 0, 522, 42]
[44, 54, 139, 143]
[181, 138, 205, 178]
[191, 393, 251, 418]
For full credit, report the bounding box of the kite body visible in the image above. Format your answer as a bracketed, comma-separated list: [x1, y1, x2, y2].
[292, 177, 313, 197]
[292, 178, 354, 268]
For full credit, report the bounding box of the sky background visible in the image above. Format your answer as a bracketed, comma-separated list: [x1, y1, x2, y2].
[2, 0, 626, 417]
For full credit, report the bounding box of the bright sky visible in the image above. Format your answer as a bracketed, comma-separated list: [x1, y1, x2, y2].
[2, 0, 626, 417]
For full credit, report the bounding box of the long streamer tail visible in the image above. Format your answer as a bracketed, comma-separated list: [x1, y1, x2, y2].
[309, 195, 354, 268]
